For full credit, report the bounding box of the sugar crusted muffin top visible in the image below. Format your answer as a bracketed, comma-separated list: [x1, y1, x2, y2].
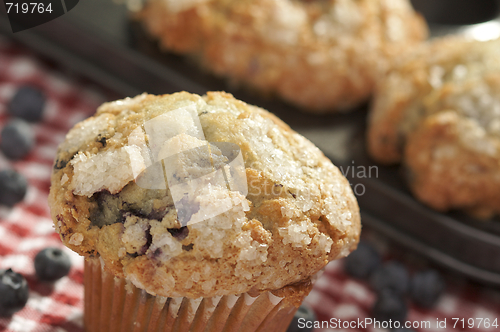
[367, 37, 500, 217]
[139, 0, 427, 112]
[368, 36, 500, 164]
[49, 92, 360, 298]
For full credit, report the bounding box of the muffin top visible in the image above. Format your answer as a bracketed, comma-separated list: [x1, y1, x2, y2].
[368, 36, 500, 164]
[49, 92, 360, 298]
[367, 37, 500, 218]
[139, 0, 427, 112]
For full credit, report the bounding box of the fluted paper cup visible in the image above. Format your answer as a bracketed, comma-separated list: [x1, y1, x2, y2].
[84, 258, 308, 332]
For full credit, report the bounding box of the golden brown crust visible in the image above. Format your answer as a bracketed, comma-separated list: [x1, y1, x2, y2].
[138, 0, 427, 112]
[368, 36, 500, 217]
[49, 91, 360, 298]
[405, 111, 500, 218]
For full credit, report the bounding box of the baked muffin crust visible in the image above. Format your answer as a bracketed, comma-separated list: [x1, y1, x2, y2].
[49, 92, 360, 298]
[138, 0, 427, 112]
[368, 37, 500, 217]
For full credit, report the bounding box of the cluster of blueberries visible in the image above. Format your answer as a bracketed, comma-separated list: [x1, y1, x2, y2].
[287, 241, 446, 332]
[0, 86, 71, 317]
[0, 86, 46, 207]
[0, 248, 73, 317]
[344, 241, 446, 332]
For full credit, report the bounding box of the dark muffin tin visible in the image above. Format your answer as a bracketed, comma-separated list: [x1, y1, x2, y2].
[1, 0, 500, 286]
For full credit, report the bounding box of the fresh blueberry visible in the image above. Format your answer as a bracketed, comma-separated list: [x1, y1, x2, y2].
[0, 169, 28, 207]
[287, 303, 316, 332]
[8, 86, 46, 122]
[0, 119, 35, 160]
[0, 269, 29, 317]
[344, 241, 381, 279]
[34, 248, 72, 282]
[411, 269, 445, 308]
[372, 289, 408, 323]
[370, 261, 409, 295]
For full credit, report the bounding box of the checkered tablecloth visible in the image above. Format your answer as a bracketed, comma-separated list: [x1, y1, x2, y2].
[0, 36, 499, 332]
[0, 35, 105, 332]
[304, 258, 500, 332]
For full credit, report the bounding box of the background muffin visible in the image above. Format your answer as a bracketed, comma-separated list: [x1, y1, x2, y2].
[138, 0, 427, 113]
[368, 36, 500, 218]
[49, 92, 361, 331]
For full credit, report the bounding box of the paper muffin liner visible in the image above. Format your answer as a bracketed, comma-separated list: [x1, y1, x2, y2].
[84, 258, 303, 332]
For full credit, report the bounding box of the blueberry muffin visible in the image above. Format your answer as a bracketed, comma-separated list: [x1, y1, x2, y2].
[138, 0, 427, 113]
[49, 92, 361, 331]
[368, 36, 500, 218]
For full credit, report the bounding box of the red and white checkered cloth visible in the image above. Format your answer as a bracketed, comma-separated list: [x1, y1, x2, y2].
[0, 36, 499, 332]
[305, 259, 500, 332]
[0, 35, 106, 332]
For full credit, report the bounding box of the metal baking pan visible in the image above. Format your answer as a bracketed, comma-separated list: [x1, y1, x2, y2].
[1, 0, 500, 286]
